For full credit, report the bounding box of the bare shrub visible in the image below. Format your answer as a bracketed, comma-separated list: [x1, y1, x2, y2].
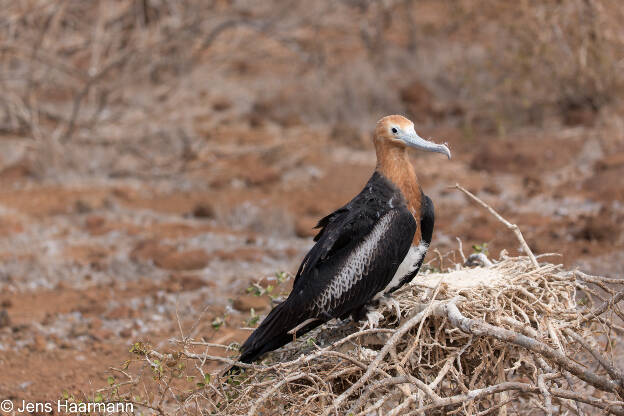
[438, 0, 624, 131]
[2, 1, 622, 179]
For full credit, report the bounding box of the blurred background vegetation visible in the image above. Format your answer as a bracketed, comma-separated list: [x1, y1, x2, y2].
[1, 0, 623, 178]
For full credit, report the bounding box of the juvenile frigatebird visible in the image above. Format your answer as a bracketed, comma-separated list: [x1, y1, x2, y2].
[234, 115, 451, 366]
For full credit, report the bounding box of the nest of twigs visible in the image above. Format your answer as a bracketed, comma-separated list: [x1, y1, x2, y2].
[110, 253, 624, 416]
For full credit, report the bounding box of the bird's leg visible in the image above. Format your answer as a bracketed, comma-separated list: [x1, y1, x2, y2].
[359, 306, 384, 330]
[350, 305, 368, 322]
[378, 295, 401, 321]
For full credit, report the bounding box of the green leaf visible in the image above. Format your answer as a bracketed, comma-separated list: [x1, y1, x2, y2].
[107, 376, 115, 386]
[212, 318, 223, 330]
[247, 310, 260, 326]
[472, 243, 489, 255]
[276, 271, 288, 283]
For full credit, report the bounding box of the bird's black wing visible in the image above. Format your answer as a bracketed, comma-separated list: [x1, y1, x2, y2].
[236, 172, 415, 365]
[291, 172, 417, 318]
[295, 172, 394, 285]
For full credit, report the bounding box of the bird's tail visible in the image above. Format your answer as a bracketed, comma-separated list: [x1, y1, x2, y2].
[225, 301, 322, 374]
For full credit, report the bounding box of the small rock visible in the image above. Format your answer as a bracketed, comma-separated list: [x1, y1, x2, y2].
[0, 160, 33, 181]
[155, 250, 211, 271]
[32, 334, 47, 352]
[192, 203, 216, 219]
[180, 274, 210, 291]
[562, 106, 596, 126]
[41, 312, 55, 326]
[595, 152, 624, 171]
[91, 328, 113, 341]
[89, 318, 103, 330]
[213, 248, 264, 262]
[119, 328, 133, 338]
[12, 323, 29, 333]
[85, 215, 107, 235]
[166, 274, 209, 292]
[74, 200, 92, 213]
[70, 323, 90, 338]
[573, 212, 617, 243]
[232, 295, 270, 312]
[0, 309, 10, 328]
[213, 98, 232, 112]
[107, 305, 134, 320]
[130, 240, 170, 263]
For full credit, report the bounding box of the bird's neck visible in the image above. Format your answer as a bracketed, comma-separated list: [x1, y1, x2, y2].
[374, 141, 422, 218]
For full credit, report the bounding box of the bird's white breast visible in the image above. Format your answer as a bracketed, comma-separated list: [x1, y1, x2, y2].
[378, 241, 429, 296]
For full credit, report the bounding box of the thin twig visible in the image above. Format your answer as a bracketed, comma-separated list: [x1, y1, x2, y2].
[454, 183, 539, 268]
[565, 328, 624, 389]
[456, 237, 467, 264]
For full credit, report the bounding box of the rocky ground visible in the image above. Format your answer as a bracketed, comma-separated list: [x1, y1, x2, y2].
[0, 116, 623, 402]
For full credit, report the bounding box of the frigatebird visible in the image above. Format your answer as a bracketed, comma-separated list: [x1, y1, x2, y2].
[234, 115, 451, 366]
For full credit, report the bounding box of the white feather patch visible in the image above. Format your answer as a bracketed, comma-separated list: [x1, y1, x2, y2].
[315, 211, 395, 311]
[379, 240, 429, 296]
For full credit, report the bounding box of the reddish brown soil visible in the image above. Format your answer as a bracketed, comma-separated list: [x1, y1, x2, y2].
[1, 121, 623, 402]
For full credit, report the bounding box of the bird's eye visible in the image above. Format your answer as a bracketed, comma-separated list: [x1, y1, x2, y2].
[391, 127, 398, 134]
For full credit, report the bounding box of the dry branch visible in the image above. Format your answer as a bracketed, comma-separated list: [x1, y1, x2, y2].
[454, 183, 539, 268]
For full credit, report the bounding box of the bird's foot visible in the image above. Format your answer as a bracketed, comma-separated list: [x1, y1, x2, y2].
[360, 309, 384, 330]
[379, 296, 401, 320]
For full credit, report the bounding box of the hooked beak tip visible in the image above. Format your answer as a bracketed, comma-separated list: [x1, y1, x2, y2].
[440, 143, 452, 160]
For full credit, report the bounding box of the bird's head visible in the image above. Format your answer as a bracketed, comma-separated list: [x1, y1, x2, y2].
[374, 115, 451, 159]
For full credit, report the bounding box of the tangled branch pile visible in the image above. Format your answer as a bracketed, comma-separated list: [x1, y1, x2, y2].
[104, 254, 624, 415]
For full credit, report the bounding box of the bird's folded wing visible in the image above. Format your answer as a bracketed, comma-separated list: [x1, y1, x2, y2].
[292, 204, 416, 317]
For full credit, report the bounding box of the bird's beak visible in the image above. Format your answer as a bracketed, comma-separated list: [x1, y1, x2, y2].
[401, 129, 451, 159]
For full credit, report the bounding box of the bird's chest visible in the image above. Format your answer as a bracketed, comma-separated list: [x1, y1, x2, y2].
[379, 241, 429, 296]
[400, 186, 422, 245]
[392, 177, 421, 220]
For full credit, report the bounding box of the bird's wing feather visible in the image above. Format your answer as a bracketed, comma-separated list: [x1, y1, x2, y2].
[291, 173, 416, 318]
[294, 172, 388, 286]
